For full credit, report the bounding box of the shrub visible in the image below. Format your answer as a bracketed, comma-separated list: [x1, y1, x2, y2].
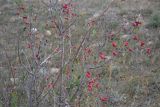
[148, 11, 160, 28]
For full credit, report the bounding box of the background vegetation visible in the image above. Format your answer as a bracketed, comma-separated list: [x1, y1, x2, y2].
[0, 0, 160, 107]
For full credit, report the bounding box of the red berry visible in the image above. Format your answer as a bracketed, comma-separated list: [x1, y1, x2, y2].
[132, 21, 142, 27]
[23, 16, 27, 20]
[63, 4, 68, 9]
[85, 71, 91, 78]
[87, 84, 92, 91]
[27, 43, 32, 48]
[99, 52, 106, 60]
[47, 83, 53, 89]
[124, 41, 129, 47]
[128, 47, 133, 52]
[112, 41, 117, 47]
[146, 48, 151, 55]
[100, 97, 108, 102]
[112, 51, 118, 56]
[132, 35, 138, 40]
[140, 41, 145, 47]
[84, 48, 92, 55]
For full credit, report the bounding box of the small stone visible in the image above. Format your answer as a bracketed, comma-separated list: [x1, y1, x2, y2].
[45, 30, 52, 36]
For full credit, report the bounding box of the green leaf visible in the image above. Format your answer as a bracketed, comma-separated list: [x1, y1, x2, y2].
[146, 58, 150, 64]
[67, 83, 74, 94]
[133, 27, 139, 33]
[28, 5, 33, 12]
[14, 0, 23, 4]
[11, 92, 18, 107]
[92, 28, 97, 36]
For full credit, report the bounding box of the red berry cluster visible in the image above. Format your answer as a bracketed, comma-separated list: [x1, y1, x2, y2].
[62, 3, 77, 18]
[132, 21, 142, 27]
